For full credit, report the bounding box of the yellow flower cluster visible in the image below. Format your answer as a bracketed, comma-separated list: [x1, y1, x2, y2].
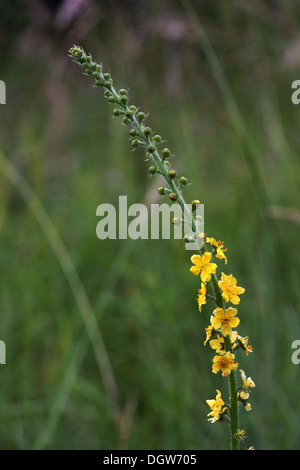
[206, 389, 227, 423]
[190, 234, 255, 425]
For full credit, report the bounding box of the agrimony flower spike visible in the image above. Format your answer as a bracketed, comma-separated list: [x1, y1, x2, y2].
[69, 46, 195, 235]
[69, 46, 255, 450]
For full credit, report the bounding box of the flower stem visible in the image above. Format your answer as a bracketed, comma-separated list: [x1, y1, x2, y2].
[211, 273, 239, 450]
[224, 335, 239, 450]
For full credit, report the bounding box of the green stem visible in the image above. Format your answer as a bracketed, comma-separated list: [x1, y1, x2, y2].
[212, 270, 239, 450]
[224, 336, 239, 450]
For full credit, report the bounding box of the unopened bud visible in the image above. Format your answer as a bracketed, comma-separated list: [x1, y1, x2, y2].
[158, 186, 167, 195]
[148, 166, 157, 175]
[179, 176, 188, 186]
[168, 170, 176, 179]
[161, 148, 171, 160]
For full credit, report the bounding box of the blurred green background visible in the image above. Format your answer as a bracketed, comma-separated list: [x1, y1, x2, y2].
[0, 0, 300, 450]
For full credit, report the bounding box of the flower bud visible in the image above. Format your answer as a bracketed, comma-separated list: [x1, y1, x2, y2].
[153, 135, 162, 144]
[137, 111, 146, 123]
[158, 186, 167, 195]
[238, 390, 250, 401]
[129, 105, 137, 113]
[147, 144, 155, 153]
[143, 127, 152, 137]
[113, 108, 122, 116]
[168, 170, 176, 179]
[161, 148, 171, 160]
[192, 200, 201, 211]
[148, 166, 157, 175]
[120, 95, 128, 104]
[131, 139, 139, 148]
[179, 176, 188, 186]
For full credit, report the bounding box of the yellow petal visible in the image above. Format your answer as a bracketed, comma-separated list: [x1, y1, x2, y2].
[191, 254, 202, 265]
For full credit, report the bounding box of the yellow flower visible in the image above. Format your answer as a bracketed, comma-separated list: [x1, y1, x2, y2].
[218, 272, 245, 305]
[245, 403, 252, 411]
[209, 335, 225, 354]
[212, 351, 238, 377]
[236, 334, 253, 355]
[196, 283, 207, 312]
[210, 332, 237, 353]
[190, 252, 217, 283]
[206, 389, 227, 423]
[240, 369, 255, 388]
[206, 237, 228, 264]
[211, 307, 240, 336]
[204, 323, 214, 346]
[238, 389, 250, 401]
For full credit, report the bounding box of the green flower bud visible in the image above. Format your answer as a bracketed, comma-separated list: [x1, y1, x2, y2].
[168, 170, 176, 179]
[125, 109, 133, 118]
[104, 80, 113, 88]
[161, 148, 171, 160]
[169, 193, 177, 201]
[179, 176, 188, 186]
[147, 144, 155, 153]
[148, 165, 157, 175]
[137, 111, 146, 123]
[143, 127, 152, 137]
[153, 135, 162, 144]
[119, 89, 127, 96]
[129, 128, 137, 136]
[113, 108, 122, 116]
[158, 186, 167, 195]
[120, 95, 128, 104]
[131, 139, 139, 148]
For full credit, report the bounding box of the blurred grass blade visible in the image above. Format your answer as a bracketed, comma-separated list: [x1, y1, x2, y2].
[0, 150, 121, 430]
[32, 240, 136, 449]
